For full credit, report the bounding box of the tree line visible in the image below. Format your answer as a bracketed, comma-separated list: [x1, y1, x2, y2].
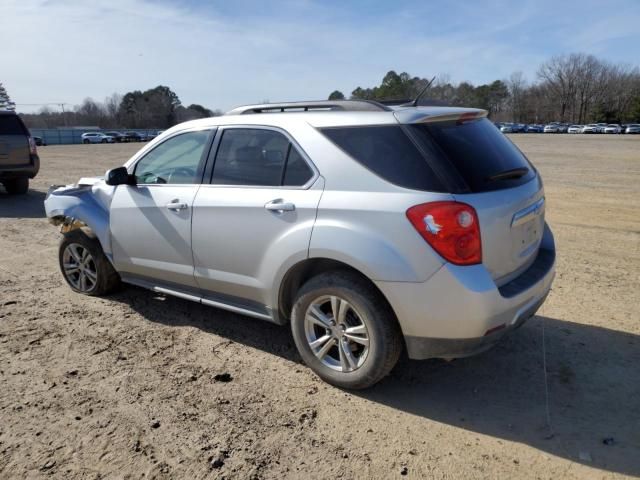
[19, 52, 640, 129]
[21, 85, 222, 129]
[329, 53, 640, 124]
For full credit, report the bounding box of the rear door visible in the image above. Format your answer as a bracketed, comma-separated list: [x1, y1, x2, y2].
[408, 117, 545, 284]
[110, 128, 214, 287]
[191, 126, 323, 307]
[0, 114, 30, 168]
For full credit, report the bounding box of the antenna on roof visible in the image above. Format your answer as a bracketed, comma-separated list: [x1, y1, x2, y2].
[411, 76, 437, 107]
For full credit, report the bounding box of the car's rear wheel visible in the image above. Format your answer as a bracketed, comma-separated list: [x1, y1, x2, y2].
[3, 177, 29, 194]
[59, 229, 120, 296]
[83, 139, 90, 144]
[101, 139, 107, 143]
[291, 271, 403, 389]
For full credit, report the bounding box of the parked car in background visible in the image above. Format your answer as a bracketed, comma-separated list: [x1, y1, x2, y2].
[81, 132, 114, 144]
[582, 124, 600, 134]
[525, 124, 543, 133]
[557, 124, 569, 133]
[0, 111, 39, 194]
[543, 124, 560, 133]
[104, 131, 126, 142]
[603, 124, 622, 134]
[567, 125, 583, 133]
[123, 131, 147, 142]
[33, 136, 46, 146]
[500, 124, 514, 133]
[625, 124, 640, 134]
[596, 123, 608, 133]
[44, 99, 555, 389]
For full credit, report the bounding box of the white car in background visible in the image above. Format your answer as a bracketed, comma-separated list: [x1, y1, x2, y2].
[582, 124, 600, 134]
[625, 124, 640, 134]
[81, 132, 115, 144]
[567, 125, 583, 133]
[603, 124, 621, 134]
[500, 124, 514, 133]
[543, 124, 560, 133]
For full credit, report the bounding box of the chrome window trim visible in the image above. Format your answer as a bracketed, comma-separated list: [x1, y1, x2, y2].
[205, 124, 320, 190]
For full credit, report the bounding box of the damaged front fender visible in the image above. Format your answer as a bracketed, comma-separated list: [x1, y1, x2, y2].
[44, 179, 116, 259]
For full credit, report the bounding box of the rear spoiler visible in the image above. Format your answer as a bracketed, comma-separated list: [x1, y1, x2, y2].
[393, 107, 487, 125]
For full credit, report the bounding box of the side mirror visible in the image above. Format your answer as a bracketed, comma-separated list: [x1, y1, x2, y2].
[105, 167, 134, 186]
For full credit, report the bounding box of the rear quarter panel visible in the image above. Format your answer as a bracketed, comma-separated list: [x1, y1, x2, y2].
[309, 190, 450, 282]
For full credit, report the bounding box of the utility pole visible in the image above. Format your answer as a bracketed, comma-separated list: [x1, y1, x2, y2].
[60, 103, 68, 126]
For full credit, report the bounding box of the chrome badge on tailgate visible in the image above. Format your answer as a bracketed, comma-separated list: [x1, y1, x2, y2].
[512, 197, 545, 257]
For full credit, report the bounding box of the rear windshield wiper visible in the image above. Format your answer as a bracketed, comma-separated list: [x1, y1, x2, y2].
[485, 167, 529, 182]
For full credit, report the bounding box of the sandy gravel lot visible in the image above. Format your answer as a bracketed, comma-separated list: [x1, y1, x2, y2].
[1, 135, 639, 479]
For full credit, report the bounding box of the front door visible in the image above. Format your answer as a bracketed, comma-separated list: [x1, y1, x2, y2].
[110, 128, 213, 288]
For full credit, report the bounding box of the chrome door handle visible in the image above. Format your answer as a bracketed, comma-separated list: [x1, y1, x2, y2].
[166, 201, 188, 211]
[265, 200, 295, 212]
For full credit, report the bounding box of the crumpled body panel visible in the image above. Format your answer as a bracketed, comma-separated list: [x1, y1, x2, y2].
[44, 179, 116, 258]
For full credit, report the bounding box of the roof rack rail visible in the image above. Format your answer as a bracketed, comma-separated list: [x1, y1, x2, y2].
[225, 100, 391, 115]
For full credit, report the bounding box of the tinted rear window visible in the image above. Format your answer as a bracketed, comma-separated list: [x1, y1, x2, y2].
[410, 118, 535, 192]
[321, 125, 446, 191]
[0, 114, 27, 136]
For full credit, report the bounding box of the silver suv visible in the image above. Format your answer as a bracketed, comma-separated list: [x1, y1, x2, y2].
[45, 100, 555, 389]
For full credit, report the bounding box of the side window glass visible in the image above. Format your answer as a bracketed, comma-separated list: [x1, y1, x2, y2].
[134, 130, 209, 185]
[212, 129, 286, 186]
[283, 148, 313, 186]
[211, 128, 313, 187]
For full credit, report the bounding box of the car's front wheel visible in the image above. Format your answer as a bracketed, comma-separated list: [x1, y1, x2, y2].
[291, 271, 403, 389]
[3, 177, 29, 194]
[59, 229, 121, 296]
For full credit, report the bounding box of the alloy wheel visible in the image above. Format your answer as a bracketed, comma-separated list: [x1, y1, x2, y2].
[62, 243, 98, 292]
[304, 295, 370, 372]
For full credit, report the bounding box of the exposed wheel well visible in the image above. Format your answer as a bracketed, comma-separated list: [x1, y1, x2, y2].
[278, 258, 396, 323]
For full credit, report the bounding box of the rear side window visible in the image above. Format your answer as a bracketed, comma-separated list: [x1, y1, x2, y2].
[321, 125, 446, 191]
[283, 148, 313, 186]
[0, 115, 27, 135]
[211, 128, 314, 187]
[410, 118, 535, 192]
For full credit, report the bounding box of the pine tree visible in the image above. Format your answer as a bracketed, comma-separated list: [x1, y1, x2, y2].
[0, 83, 16, 111]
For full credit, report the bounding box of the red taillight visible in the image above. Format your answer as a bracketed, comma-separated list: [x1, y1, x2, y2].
[406, 201, 482, 265]
[28, 137, 37, 156]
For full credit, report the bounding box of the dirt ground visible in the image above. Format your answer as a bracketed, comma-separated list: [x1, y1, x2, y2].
[0, 135, 639, 479]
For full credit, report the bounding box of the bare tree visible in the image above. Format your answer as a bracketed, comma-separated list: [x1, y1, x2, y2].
[507, 71, 527, 122]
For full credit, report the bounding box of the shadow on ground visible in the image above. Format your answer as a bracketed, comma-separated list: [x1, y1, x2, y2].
[0, 189, 46, 218]
[111, 286, 640, 476]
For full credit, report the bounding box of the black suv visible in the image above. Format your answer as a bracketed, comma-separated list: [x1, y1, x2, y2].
[104, 131, 126, 143]
[123, 131, 146, 142]
[0, 112, 39, 194]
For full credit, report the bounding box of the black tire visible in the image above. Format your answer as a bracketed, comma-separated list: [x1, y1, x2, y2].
[3, 177, 29, 194]
[101, 139, 107, 143]
[83, 139, 90, 144]
[58, 229, 121, 296]
[291, 271, 403, 389]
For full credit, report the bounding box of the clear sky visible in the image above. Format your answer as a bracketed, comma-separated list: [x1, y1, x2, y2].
[2, 0, 639, 113]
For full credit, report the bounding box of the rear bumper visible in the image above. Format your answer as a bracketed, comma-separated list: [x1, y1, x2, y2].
[0, 155, 40, 179]
[376, 223, 556, 360]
